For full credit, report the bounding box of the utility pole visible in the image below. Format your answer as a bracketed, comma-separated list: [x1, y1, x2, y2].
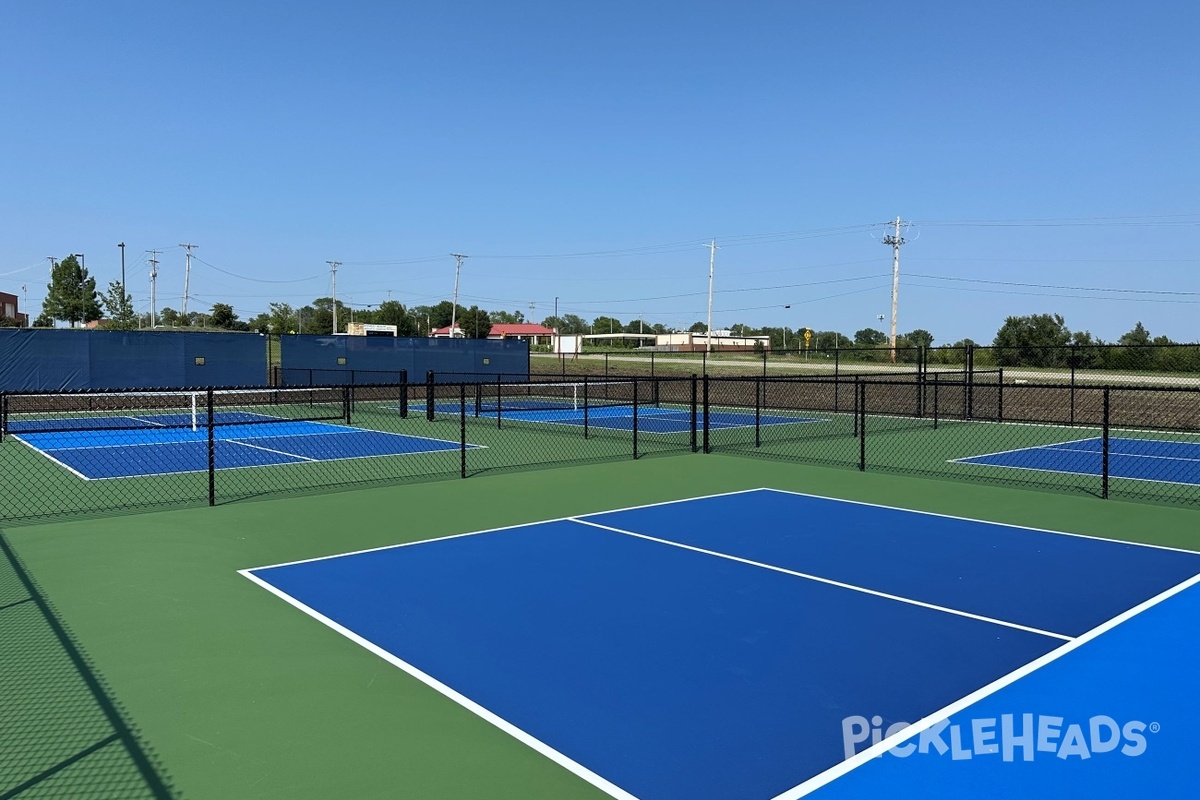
[881, 217, 906, 363]
[449, 253, 467, 337]
[22, 284, 28, 327]
[148, 250, 160, 328]
[705, 239, 718, 352]
[118, 242, 126, 300]
[528, 300, 535, 322]
[180, 243, 197, 320]
[327, 261, 341, 333]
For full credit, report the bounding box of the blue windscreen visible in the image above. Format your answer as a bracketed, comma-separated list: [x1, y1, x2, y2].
[0, 330, 268, 391]
[279, 335, 529, 385]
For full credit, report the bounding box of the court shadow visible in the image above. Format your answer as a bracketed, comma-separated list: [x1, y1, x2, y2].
[0, 533, 177, 799]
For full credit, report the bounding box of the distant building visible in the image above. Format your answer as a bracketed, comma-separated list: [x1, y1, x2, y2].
[430, 322, 557, 345]
[346, 322, 398, 336]
[650, 331, 772, 352]
[0, 291, 28, 326]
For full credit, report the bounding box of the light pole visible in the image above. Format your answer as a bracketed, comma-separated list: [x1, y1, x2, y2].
[783, 305, 791, 352]
[117, 242, 126, 299]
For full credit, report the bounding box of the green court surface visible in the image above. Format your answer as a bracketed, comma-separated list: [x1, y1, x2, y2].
[3, 454, 1199, 799]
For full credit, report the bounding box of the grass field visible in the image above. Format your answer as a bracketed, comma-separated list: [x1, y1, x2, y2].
[3, 450, 1200, 799]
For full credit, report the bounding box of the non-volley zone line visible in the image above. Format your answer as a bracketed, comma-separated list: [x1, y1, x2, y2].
[14, 421, 476, 480]
[954, 436, 1200, 487]
[243, 490, 1200, 800]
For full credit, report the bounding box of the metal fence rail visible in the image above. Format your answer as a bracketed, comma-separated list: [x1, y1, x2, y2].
[2, 373, 1198, 524]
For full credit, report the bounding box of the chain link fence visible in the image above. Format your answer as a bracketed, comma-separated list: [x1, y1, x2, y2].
[2, 370, 1198, 524]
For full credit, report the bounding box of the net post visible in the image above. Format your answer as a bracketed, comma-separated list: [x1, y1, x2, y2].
[632, 379, 639, 459]
[583, 375, 589, 439]
[858, 380, 867, 472]
[206, 389, 216, 506]
[0, 391, 6, 442]
[473, 383, 482, 417]
[399, 370, 408, 418]
[754, 377, 761, 448]
[342, 385, 351, 424]
[702, 374, 710, 453]
[460, 384, 467, 479]
[496, 377, 502, 429]
[426, 371, 435, 421]
[1102, 386, 1110, 499]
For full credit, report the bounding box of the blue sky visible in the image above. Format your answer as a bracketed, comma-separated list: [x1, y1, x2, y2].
[2, 1, 1197, 343]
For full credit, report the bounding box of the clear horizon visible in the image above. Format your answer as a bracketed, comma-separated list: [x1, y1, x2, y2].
[2, 2, 1196, 344]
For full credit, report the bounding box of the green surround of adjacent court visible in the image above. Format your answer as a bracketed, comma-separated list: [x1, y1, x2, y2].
[3, 454, 1199, 800]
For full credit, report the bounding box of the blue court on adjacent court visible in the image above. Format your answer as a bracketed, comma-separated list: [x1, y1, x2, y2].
[435, 401, 825, 434]
[242, 489, 1200, 800]
[955, 436, 1200, 486]
[11, 419, 464, 479]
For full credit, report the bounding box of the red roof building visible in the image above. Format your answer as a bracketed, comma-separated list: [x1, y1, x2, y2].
[430, 322, 556, 344]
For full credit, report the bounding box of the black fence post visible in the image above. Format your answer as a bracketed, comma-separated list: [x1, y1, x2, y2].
[762, 349, 767, 377]
[460, 384, 467, 479]
[583, 375, 590, 439]
[932, 373, 940, 430]
[0, 391, 6, 442]
[207, 389, 216, 506]
[651, 352, 655, 378]
[399, 370, 408, 418]
[426, 371, 435, 421]
[997, 367, 1004, 423]
[703, 350, 707, 376]
[690, 374, 698, 453]
[1069, 344, 1077, 426]
[858, 381, 867, 472]
[633, 379, 639, 459]
[755, 377, 761, 448]
[496, 377, 503, 429]
[1102, 387, 1110, 499]
[966, 345, 975, 420]
[702, 374, 711, 453]
[342, 385, 352, 424]
[852, 376, 860, 438]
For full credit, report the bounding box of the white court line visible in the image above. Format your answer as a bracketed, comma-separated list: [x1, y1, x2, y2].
[569, 517, 1072, 641]
[243, 487, 769, 572]
[226, 439, 319, 462]
[237, 569, 638, 800]
[775, 571, 1200, 799]
[760, 487, 1200, 556]
[10, 436, 93, 480]
[949, 442, 1200, 489]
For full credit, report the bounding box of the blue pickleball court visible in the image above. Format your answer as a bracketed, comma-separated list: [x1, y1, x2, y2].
[954, 436, 1200, 486]
[242, 489, 1200, 799]
[11, 420, 466, 479]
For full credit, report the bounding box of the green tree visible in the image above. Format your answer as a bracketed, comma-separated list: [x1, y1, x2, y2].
[688, 321, 708, 333]
[376, 300, 418, 336]
[459, 305, 492, 338]
[43, 255, 101, 327]
[100, 281, 137, 330]
[905, 329, 935, 349]
[0, 315, 22, 328]
[1118, 322, 1152, 347]
[267, 302, 297, 334]
[489, 309, 525, 324]
[209, 303, 239, 330]
[32, 311, 56, 328]
[592, 316, 623, 336]
[158, 307, 182, 327]
[854, 328, 888, 347]
[992, 314, 1072, 367]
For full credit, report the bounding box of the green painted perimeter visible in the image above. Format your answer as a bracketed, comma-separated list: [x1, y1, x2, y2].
[4, 455, 1199, 799]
